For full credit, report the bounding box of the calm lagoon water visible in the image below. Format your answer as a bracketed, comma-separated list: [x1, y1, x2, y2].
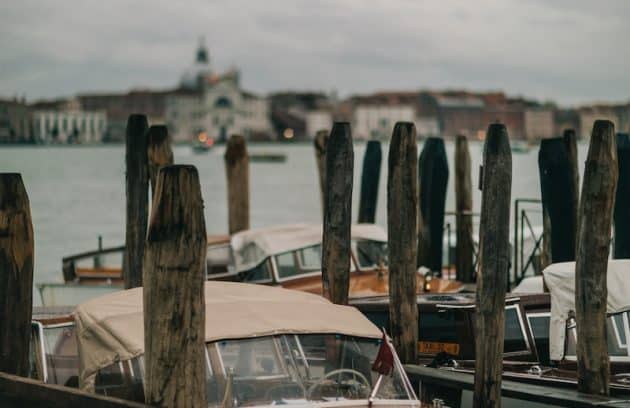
[0, 140, 589, 302]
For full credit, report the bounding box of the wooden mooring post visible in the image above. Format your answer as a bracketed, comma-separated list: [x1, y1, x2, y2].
[538, 137, 578, 263]
[147, 125, 174, 199]
[455, 135, 474, 283]
[358, 140, 382, 224]
[314, 129, 329, 217]
[474, 123, 512, 408]
[576, 120, 617, 396]
[143, 165, 207, 407]
[387, 122, 418, 364]
[321, 123, 353, 304]
[123, 114, 149, 289]
[0, 174, 34, 377]
[614, 133, 630, 259]
[224, 134, 249, 234]
[418, 137, 449, 273]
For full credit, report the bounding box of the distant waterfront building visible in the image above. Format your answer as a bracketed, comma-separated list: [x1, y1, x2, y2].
[30, 98, 107, 143]
[434, 94, 485, 139]
[524, 108, 554, 140]
[166, 41, 273, 142]
[353, 105, 415, 140]
[0, 97, 33, 143]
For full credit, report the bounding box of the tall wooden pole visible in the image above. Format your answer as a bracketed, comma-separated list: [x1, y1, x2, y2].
[455, 135, 474, 283]
[418, 137, 449, 273]
[538, 138, 577, 263]
[123, 114, 149, 289]
[321, 123, 353, 304]
[147, 125, 174, 199]
[613, 133, 630, 259]
[576, 120, 617, 396]
[474, 123, 512, 408]
[224, 134, 249, 234]
[358, 140, 382, 224]
[314, 129, 329, 218]
[144, 165, 207, 407]
[0, 174, 34, 377]
[563, 128, 580, 252]
[387, 122, 418, 364]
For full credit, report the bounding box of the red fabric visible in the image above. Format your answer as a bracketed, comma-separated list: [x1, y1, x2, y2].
[371, 333, 394, 375]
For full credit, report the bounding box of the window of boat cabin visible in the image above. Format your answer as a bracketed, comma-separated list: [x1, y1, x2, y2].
[465, 303, 531, 357]
[275, 245, 322, 280]
[352, 240, 388, 269]
[240, 259, 273, 283]
[95, 358, 144, 401]
[29, 322, 79, 387]
[564, 311, 630, 361]
[503, 304, 529, 354]
[527, 312, 550, 365]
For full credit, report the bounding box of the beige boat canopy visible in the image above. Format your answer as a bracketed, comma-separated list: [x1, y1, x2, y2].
[231, 223, 387, 273]
[543, 260, 630, 361]
[75, 281, 381, 391]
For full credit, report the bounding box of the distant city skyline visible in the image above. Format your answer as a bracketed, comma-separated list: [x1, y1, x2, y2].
[2, 0, 629, 106]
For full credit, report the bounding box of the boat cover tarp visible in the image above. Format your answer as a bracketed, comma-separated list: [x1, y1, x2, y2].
[75, 281, 380, 391]
[544, 260, 630, 361]
[231, 223, 387, 273]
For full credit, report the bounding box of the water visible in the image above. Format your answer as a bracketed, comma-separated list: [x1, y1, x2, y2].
[0, 141, 589, 302]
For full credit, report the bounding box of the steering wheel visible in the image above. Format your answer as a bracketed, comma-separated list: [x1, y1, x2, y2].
[306, 368, 372, 399]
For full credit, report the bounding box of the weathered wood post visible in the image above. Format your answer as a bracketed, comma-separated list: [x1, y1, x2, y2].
[614, 133, 630, 258]
[314, 129, 329, 217]
[147, 125, 174, 199]
[563, 128, 580, 247]
[418, 137, 449, 274]
[0, 174, 34, 377]
[143, 165, 207, 407]
[455, 135, 474, 283]
[224, 134, 249, 234]
[576, 120, 618, 395]
[321, 123, 353, 304]
[387, 122, 418, 364]
[123, 114, 149, 289]
[358, 140, 382, 223]
[538, 137, 578, 263]
[474, 123, 512, 408]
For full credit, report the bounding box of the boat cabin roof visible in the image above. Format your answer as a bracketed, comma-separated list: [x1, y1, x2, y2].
[230, 223, 387, 272]
[544, 260, 630, 361]
[75, 281, 381, 390]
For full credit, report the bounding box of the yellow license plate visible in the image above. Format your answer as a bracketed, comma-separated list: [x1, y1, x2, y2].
[418, 341, 460, 355]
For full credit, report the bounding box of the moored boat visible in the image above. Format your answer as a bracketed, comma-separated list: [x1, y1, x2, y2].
[72, 281, 420, 406]
[41, 223, 463, 306]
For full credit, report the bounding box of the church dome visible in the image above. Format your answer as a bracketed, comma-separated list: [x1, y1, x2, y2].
[180, 38, 213, 90]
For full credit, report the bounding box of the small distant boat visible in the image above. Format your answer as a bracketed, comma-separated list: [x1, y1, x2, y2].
[248, 152, 286, 163]
[192, 131, 215, 153]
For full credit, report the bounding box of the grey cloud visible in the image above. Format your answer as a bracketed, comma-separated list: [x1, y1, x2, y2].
[0, 0, 629, 105]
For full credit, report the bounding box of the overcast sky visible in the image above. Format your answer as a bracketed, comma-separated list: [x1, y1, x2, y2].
[1, 0, 629, 106]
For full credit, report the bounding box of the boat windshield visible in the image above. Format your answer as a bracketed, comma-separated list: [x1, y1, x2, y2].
[207, 334, 413, 406]
[565, 311, 630, 361]
[275, 240, 388, 280]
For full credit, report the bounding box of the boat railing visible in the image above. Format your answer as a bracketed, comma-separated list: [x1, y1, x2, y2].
[442, 197, 543, 288]
[513, 198, 543, 286]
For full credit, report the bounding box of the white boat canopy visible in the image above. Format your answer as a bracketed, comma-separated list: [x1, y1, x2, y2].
[75, 281, 381, 391]
[230, 223, 387, 273]
[543, 260, 630, 361]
